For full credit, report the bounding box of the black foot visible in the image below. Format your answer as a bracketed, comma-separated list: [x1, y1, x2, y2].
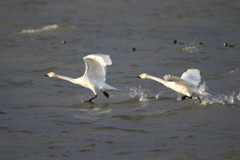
[182, 95, 192, 100]
[103, 91, 109, 98]
[85, 95, 97, 102]
[197, 97, 202, 103]
[182, 95, 187, 100]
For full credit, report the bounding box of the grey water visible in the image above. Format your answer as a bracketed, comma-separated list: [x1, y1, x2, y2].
[1, 0, 240, 159]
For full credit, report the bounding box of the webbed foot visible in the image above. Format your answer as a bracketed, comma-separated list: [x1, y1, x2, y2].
[103, 91, 109, 98]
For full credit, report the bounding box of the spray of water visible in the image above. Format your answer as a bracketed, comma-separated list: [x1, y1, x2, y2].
[129, 85, 149, 102]
[199, 82, 208, 91]
[180, 40, 203, 54]
[128, 83, 239, 106]
[128, 85, 179, 102]
[202, 91, 240, 105]
[237, 92, 240, 101]
[191, 83, 239, 106]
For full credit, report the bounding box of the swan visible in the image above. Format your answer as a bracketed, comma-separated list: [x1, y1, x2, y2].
[45, 54, 118, 102]
[137, 69, 211, 102]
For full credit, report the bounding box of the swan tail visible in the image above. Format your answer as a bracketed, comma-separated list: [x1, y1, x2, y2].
[101, 83, 118, 91]
[205, 92, 212, 96]
[108, 85, 119, 91]
[201, 91, 211, 96]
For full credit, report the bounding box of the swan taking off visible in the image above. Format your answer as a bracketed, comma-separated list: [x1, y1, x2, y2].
[137, 69, 211, 102]
[45, 54, 118, 102]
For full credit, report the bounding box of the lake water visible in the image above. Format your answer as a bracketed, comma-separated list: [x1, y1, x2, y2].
[1, 0, 240, 159]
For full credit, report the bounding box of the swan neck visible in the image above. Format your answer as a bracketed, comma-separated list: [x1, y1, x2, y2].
[55, 74, 76, 83]
[145, 75, 165, 84]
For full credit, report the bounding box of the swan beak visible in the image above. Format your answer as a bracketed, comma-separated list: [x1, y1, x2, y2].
[137, 75, 141, 78]
[45, 74, 49, 77]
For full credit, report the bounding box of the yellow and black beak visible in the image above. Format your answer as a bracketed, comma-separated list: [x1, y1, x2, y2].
[45, 73, 49, 77]
[137, 74, 143, 78]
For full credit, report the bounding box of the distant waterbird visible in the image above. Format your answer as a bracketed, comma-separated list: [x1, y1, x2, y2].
[223, 43, 234, 47]
[173, 39, 184, 45]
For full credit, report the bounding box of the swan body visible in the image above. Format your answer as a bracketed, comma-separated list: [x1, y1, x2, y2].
[45, 54, 118, 102]
[137, 69, 211, 102]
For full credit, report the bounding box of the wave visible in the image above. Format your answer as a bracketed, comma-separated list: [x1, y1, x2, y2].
[19, 24, 60, 34]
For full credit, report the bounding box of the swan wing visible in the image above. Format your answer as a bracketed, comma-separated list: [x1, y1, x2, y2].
[83, 54, 112, 82]
[164, 75, 196, 87]
[180, 69, 201, 86]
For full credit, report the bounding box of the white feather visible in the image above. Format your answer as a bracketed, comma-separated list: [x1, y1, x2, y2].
[180, 69, 201, 86]
[83, 54, 112, 82]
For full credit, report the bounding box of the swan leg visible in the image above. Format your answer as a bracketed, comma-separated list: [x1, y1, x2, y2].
[181, 95, 188, 100]
[197, 97, 202, 103]
[103, 91, 109, 98]
[85, 95, 97, 102]
[182, 95, 193, 100]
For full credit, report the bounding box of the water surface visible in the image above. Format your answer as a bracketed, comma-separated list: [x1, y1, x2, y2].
[1, 0, 240, 159]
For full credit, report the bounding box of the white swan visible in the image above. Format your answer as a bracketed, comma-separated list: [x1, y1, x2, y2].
[45, 54, 118, 102]
[137, 69, 211, 102]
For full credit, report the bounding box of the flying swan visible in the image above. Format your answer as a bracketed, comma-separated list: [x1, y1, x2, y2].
[45, 54, 118, 102]
[137, 69, 211, 102]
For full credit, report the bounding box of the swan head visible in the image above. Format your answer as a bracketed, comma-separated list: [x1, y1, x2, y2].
[137, 73, 148, 79]
[45, 72, 56, 77]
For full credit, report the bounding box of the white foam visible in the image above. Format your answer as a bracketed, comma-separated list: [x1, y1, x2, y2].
[181, 45, 199, 53]
[128, 84, 240, 106]
[19, 24, 59, 33]
[201, 91, 240, 106]
[129, 86, 149, 102]
[199, 82, 208, 92]
[128, 85, 162, 102]
[180, 41, 203, 54]
[237, 92, 240, 101]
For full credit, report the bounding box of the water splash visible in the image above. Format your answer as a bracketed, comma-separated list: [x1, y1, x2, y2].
[180, 41, 203, 54]
[199, 82, 208, 92]
[201, 91, 240, 106]
[181, 45, 199, 53]
[197, 83, 239, 106]
[129, 86, 149, 102]
[237, 92, 240, 101]
[128, 84, 239, 106]
[128, 85, 171, 102]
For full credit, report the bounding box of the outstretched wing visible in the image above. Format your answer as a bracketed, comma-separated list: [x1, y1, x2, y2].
[83, 54, 112, 82]
[164, 74, 196, 87]
[180, 69, 201, 86]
